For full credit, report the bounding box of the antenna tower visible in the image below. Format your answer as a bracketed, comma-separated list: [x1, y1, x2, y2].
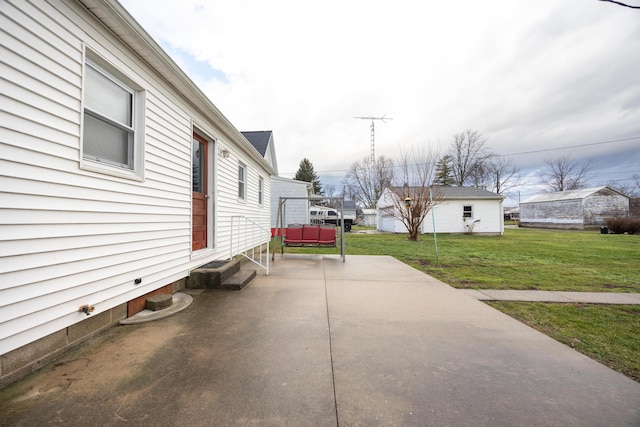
[354, 115, 393, 166]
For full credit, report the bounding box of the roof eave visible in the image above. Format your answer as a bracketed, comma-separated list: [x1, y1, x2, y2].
[77, 0, 274, 175]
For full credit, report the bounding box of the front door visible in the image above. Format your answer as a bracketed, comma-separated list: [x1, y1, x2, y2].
[192, 133, 208, 251]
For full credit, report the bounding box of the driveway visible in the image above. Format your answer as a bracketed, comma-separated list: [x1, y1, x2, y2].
[1, 255, 639, 426]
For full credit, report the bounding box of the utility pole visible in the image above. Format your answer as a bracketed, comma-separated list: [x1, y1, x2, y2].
[354, 115, 393, 166]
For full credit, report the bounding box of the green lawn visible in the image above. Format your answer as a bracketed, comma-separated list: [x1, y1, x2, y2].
[282, 227, 640, 381]
[289, 227, 640, 292]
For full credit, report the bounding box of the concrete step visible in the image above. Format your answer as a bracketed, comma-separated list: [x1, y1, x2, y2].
[188, 260, 240, 289]
[221, 269, 257, 291]
[145, 294, 173, 311]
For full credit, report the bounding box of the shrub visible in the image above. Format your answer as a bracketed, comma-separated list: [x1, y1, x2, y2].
[606, 218, 640, 234]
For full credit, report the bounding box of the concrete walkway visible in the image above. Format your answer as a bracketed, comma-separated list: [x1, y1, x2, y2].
[1, 255, 639, 426]
[462, 289, 640, 304]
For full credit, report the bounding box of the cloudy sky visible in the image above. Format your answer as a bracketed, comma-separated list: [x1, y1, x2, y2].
[120, 0, 639, 203]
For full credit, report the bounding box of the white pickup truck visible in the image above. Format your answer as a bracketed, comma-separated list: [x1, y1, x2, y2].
[309, 206, 355, 232]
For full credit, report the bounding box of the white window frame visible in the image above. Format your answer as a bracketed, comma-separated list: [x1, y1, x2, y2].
[463, 205, 473, 219]
[80, 47, 145, 180]
[238, 162, 247, 201]
[258, 176, 264, 205]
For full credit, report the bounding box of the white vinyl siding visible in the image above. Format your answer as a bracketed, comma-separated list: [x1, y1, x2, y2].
[270, 177, 310, 228]
[376, 189, 503, 234]
[1, 0, 272, 356]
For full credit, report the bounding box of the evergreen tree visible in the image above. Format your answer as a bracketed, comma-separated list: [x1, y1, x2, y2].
[434, 154, 455, 186]
[294, 158, 323, 194]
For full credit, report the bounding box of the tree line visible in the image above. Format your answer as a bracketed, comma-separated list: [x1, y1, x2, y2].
[292, 130, 638, 240]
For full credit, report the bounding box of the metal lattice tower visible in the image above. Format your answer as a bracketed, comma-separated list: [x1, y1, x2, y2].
[354, 115, 393, 166]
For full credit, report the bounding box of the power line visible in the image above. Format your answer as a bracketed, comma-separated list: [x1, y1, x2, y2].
[280, 135, 640, 176]
[499, 136, 640, 157]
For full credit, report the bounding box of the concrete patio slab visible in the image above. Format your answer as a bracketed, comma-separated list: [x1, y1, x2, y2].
[1, 255, 638, 427]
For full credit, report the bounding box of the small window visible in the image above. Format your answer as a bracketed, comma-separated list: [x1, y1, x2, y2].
[463, 205, 473, 218]
[258, 176, 264, 205]
[81, 50, 144, 179]
[238, 163, 246, 200]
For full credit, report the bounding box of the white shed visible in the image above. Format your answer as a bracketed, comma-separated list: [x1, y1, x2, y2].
[520, 186, 630, 229]
[377, 186, 505, 235]
[270, 176, 313, 232]
[361, 209, 377, 227]
[0, 0, 273, 385]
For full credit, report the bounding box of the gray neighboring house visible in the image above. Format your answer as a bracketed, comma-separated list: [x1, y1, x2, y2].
[520, 186, 630, 230]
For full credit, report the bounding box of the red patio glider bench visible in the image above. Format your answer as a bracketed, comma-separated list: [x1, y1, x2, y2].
[283, 224, 336, 247]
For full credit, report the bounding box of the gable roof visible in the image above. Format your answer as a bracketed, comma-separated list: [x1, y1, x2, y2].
[378, 186, 503, 208]
[241, 131, 272, 156]
[434, 186, 505, 200]
[522, 186, 628, 204]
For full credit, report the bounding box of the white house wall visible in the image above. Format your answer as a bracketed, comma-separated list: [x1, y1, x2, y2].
[376, 189, 503, 234]
[270, 177, 310, 228]
[0, 0, 271, 356]
[213, 143, 271, 258]
[423, 200, 504, 234]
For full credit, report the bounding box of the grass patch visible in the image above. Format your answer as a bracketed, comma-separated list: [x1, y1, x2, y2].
[487, 302, 640, 382]
[284, 228, 639, 292]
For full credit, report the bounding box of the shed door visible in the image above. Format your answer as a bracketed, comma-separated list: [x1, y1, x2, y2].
[192, 133, 208, 251]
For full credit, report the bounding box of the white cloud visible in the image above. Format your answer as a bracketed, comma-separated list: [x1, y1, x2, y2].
[121, 0, 640, 193]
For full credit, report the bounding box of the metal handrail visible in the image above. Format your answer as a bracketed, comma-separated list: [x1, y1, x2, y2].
[230, 216, 270, 275]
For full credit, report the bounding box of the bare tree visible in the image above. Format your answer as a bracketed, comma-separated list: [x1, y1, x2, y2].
[540, 155, 594, 192]
[323, 183, 338, 198]
[342, 155, 394, 209]
[449, 129, 492, 186]
[487, 157, 521, 195]
[607, 176, 640, 197]
[468, 158, 492, 189]
[383, 146, 441, 241]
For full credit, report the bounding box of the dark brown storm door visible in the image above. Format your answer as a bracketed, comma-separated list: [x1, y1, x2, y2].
[192, 133, 208, 251]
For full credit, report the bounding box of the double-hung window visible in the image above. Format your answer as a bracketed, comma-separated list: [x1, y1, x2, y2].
[82, 51, 144, 179]
[463, 205, 473, 219]
[238, 163, 246, 200]
[258, 176, 264, 205]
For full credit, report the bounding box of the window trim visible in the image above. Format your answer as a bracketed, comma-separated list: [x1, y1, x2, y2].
[80, 47, 145, 181]
[463, 205, 473, 219]
[238, 162, 247, 201]
[258, 175, 264, 205]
